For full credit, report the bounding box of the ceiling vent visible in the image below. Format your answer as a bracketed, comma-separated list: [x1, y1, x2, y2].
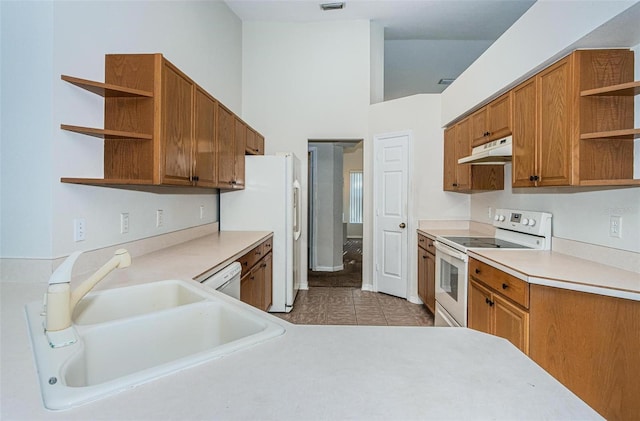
[438, 78, 455, 85]
[320, 2, 345, 11]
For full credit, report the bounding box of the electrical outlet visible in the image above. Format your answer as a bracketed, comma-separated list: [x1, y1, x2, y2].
[200, 205, 204, 219]
[74, 218, 86, 242]
[156, 209, 164, 228]
[609, 215, 622, 238]
[120, 213, 129, 234]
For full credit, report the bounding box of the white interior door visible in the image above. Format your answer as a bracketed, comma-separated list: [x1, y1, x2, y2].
[374, 133, 409, 298]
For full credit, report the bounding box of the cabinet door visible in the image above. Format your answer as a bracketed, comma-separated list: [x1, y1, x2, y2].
[537, 57, 573, 186]
[251, 264, 264, 309]
[493, 294, 529, 354]
[161, 61, 193, 185]
[512, 78, 537, 187]
[240, 271, 254, 306]
[487, 92, 512, 140]
[417, 247, 428, 305]
[193, 86, 216, 187]
[470, 108, 488, 146]
[262, 252, 273, 311]
[468, 280, 492, 334]
[455, 118, 472, 190]
[216, 104, 235, 188]
[425, 251, 436, 315]
[233, 117, 246, 188]
[443, 126, 458, 191]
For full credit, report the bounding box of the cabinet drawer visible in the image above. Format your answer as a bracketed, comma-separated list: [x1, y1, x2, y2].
[238, 245, 262, 275]
[418, 233, 435, 255]
[469, 258, 529, 309]
[263, 237, 272, 254]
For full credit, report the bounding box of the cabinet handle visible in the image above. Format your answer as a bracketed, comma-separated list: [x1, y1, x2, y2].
[502, 283, 508, 289]
[422, 255, 427, 259]
[475, 268, 480, 274]
[489, 300, 494, 307]
[242, 261, 248, 266]
[452, 183, 458, 187]
[419, 238, 424, 242]
[529, 175, 539, 182]
[427, 244, 433, 248]
[485, 298, 494, 307]
[261, 262, 267, 268]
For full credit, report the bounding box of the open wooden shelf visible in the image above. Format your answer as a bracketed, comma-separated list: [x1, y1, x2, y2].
[61, 75, 154, 98]
[61, 178, 155, 186]
[580, 128, 640, 140]
[61, 124, 153, 140]
[579, 179, 640, 187]
[580, 81, 640, 97]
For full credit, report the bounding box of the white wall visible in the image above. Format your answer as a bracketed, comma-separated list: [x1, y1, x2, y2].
[441, 0, 640, 125]
[1, 2, 55, 258]
[384, 39, 493, 100]
[367, 94, 470, 297]
[242, 20, 371, 286]
[1, 1, 242, 261]
[370, 22, 385, 105]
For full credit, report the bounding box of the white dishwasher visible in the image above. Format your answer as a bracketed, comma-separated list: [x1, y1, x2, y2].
[202, 262, 242, 300]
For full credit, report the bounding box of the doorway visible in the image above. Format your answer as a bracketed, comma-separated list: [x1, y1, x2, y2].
[307, 140, 363, 287]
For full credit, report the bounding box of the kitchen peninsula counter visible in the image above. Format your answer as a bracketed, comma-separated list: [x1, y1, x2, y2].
[1, 231, 600, 420]
[418, 227, 640, 301]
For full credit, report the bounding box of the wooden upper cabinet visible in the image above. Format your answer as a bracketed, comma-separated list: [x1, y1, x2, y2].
[245, 127, 265, 155]
[444, 118, 504, 193]
[510, 49, 638, 188]
[216, 103, 235, 187]
[160, 60, 194, 186]
[60, 53, 265, 190]
[233, 117, 246, 188]
[537, 56, 573, 186]
[512, 77, 538, 187]
[470, 92, 512, 147]
[193, 86, 217, 188]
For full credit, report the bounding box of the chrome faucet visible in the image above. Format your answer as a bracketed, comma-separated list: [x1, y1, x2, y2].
[44, 249, 131, 347]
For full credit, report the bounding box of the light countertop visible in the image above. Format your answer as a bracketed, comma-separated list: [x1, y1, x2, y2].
[1, 231, 601, 420]
[418, 228, 640, 301]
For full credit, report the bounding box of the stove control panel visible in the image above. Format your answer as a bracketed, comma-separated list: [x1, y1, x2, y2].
[493, 208, 552, 237]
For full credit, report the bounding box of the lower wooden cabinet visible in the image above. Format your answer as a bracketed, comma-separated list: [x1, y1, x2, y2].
[468, 258, 530, 354]
[529, 285, 640, 421]
[417, 233, 435, 314]
[238, 237, 273, 311]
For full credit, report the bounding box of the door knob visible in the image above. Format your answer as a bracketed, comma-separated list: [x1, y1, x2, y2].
[399, 223, 406, 229]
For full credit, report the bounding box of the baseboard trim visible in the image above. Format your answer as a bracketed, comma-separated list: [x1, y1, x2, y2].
[311, 265, 344, 272]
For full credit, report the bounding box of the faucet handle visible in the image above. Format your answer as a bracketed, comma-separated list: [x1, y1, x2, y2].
[49, 251, 83, 285]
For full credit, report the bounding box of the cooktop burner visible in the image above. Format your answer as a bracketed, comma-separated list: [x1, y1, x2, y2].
[443, 236, 531, 249]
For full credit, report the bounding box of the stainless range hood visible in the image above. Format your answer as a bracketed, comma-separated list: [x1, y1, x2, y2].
[458, 135, 512, 165]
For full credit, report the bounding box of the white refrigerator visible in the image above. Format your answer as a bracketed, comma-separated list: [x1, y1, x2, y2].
[220, 153, 301, 312]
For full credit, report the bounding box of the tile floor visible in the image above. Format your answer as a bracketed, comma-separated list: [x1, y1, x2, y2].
[274, 287, 435, 327]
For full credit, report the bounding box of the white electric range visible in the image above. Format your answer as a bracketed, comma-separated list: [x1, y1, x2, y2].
[433, 209, 552, 327]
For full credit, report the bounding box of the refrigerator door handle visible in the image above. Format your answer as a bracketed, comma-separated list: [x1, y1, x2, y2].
[293, 180, 301, 241]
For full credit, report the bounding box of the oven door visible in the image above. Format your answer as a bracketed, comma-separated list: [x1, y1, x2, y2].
[434, 241, 468, 327]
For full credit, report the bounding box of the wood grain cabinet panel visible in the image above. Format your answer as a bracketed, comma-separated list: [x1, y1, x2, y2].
[417, 233, 436, 315]
[193, 86, 217, 187]
[238, 237, 273, 312]
[233, 117, 246, 188]
[470, 92, 512, 147]
[161, 61, 194, 186]
[530, 285, 640, 421]
[444, 118, 504, 193]
[468, 258, 529, 354]
[216, 104, 236, 188]
[512, 77, 538, 187]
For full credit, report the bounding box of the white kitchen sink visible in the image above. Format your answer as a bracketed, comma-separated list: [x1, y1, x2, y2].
[25, 280, 285, 410]
[72, 280, 206, 325]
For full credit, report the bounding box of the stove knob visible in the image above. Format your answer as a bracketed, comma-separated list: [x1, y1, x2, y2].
[522, 218, 529, 225]
[528, 219, 536, 227]
[494, 215, 500, 221]
[498, 215, 506, 222]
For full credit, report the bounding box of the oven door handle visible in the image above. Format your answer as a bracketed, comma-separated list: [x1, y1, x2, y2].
[434, 240, 467, 261]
